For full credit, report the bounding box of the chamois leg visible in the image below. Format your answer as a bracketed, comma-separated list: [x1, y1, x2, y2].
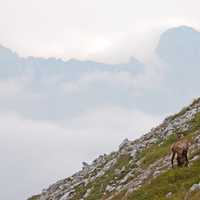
[171, 152, 175, 168]
[184, 150, 189, 167]
[177, 156, 182, 167]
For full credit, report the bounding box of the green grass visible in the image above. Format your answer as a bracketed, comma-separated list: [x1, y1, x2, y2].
[170, 106, 190, 121]
[170, 98, 200, 121]
[127, 110, 200, 200]
[138, 111, 200, 169]
[71, 154, 132, 200]
[138, 134, 176, 168]
[73, 111, 200, 200]
[27, 195, 40, 200]
[127, 158, 200, 200]
[85, 154, 132, 200]
[189, 112, 200, 133]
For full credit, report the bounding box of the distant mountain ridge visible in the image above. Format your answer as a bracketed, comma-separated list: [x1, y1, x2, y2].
[1, 25, 200, 81]
[0, 45, 144, 80]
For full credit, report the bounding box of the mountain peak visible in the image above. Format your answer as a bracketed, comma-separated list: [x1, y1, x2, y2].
[156, 25, 200, 66]
[169, 25, 198, 32]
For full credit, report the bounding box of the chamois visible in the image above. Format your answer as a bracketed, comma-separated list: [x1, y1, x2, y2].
[171, 134, 189, 168]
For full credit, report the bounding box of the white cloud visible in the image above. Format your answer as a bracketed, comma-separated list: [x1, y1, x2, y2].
[0, 63, 164, 120]
[0, 0, 200, 63]
[0, 79, 22, 96]
[61, 67, 162, 96]
[0, 107, 163, 200]
[0, 65, 165, 200]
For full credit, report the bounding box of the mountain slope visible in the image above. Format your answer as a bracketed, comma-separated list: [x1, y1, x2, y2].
[29, 97, 200, 200]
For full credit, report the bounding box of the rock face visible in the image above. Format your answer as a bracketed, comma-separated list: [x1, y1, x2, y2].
[29, 98, 200, 200]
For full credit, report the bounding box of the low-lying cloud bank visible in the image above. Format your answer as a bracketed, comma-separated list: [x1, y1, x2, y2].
[0, 108, 162, 200]
[0, 60, 165, 200]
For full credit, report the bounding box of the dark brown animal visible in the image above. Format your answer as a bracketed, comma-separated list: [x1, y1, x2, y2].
[171, 135, 189, 168]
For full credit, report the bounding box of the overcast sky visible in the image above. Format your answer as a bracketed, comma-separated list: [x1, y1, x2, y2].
[0, 0, 200, 63]
[0, 1, 200, 200]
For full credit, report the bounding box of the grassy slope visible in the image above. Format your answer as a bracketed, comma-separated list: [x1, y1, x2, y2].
[72, 154, 132, 200]
[73, 111, 200, 200]
[127, 159, 200, 200]
[138, 134, 176, 169]
[126, 112, 200, 200]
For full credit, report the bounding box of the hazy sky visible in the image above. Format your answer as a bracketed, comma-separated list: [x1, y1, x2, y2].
[0, 0, 200, 63]
[0, 1, 200, 200]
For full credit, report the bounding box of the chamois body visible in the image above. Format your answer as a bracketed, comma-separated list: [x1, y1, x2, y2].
[171, 137, 189, 168]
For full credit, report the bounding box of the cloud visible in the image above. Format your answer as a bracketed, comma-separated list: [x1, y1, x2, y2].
[0, 63, 165, 200]
[0, 0, 200, 63]
[61, 67, 162, 96]
[0, 79, 22, 96]
[0, 107, 163, 200]
[0, 63, 163, 120]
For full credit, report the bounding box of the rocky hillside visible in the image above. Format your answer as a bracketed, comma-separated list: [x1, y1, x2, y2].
[29, 98, 200, 200]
